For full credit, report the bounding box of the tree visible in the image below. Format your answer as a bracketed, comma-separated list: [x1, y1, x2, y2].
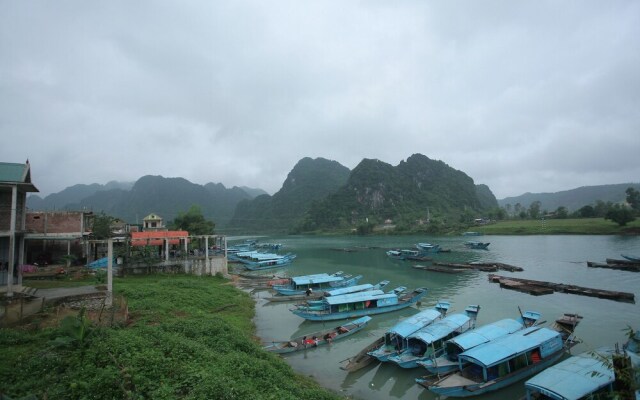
[626, 187, 640, 212]
[528, 201, 541, 219]
[91, 212, 114, 240]
[577, 205, 595, 218]
[554, 206, 568, 219]
[171, 205, 215, 235]
[605, 205, 636, 226]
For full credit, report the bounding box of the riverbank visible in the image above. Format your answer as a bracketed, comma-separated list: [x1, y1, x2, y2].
[0, 275, 344, 400]
[469, 218, 640, 235]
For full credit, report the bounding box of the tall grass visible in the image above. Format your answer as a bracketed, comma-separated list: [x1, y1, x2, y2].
[0, 275, 343, 400]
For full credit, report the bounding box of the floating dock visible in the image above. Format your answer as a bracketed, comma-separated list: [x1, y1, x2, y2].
[488, 274, 635, 303]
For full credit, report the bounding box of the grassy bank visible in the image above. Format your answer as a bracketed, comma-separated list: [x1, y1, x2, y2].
[0, 275, 343, 400]
[469, 218, 640, 235]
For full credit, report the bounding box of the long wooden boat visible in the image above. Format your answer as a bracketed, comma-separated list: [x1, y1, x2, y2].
[620, 253, 640, 263]
[606, 258, 640, 266]
[290, 287, 429, 321]
[523, 348, 617, 400]
[268, 280, 389, 303]
[413, 265, 468, 274]
[423, 314, 582, 397]
[417, 310, 542, 375]
[263, 316, 372, 354]
[463, 241, 490, 250]
[339, 301, 451, 372]
[387, 305, 481, 369]
[340, 336, 385, 372]
[416, 242, 441, 253]
[272, 272, 361, 296]
[587, 260, 640, 272]
[365, 301, 451, 363]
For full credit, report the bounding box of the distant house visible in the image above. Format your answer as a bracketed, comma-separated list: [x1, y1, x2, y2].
[143, 213, 165, 231]
[0, 161, 39, 294]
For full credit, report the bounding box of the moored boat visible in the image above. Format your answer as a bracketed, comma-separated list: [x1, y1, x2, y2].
[523, 347, 618, 400]
[366, 300, 452, 363]
[272, 272, 361, 296]
[387, 305, 481, 369]
[424, 313, 582, 397]
[417, 310, 542, 375]
[263, 316, 372, 354]
[621, 253, 640, 263]
[290, 287, 429, 321]
[464, 241, 490, 250]
[416, 242, 441, 253]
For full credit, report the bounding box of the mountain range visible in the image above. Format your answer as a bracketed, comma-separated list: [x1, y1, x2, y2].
[26, 154, 638, 233]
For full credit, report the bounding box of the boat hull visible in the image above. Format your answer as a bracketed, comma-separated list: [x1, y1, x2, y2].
[291, 289, 428, 321]
[427, 350, 565, 397]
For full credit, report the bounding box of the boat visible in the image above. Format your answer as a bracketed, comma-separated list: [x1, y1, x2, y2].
[366, 301, 452, 363]
[241, 252, 297, 271]
[272, 272, 362, 296]
[387, 305, 481, 369]
[416, 243, 441, 253]
[464, 241, 490, 250]
[524, 331, 640, 400]
[417, 310, 542, 375]
[424, 313, 582, 397]
[387, 249, 432, 261]
[302, 281, 390, 307]
[290, 287, 429, 321]
[523, 347, 618, 400]
[263, 316, 372, 354]
[621, 254, 640, 263]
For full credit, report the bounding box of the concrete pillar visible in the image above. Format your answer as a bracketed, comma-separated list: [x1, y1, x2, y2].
[107, 239, 113, 306]
[18, 236, 25, 286]
[7, 186, 17, 296]
[164, 238, 169, 261]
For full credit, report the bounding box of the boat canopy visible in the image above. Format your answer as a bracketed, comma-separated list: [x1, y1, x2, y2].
[446, 318, 524, 352]
[291, 274, 345, 285]
[324, 283, 374, 296]
[524, 349, 614, 400]
[324, 290, 393, 305]
[459, 326, 561, 368]
[389, 309, 444, 337]
[410, 314, 471, 343]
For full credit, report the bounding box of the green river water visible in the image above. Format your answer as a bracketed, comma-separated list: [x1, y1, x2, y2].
[241, 234, 640, 399]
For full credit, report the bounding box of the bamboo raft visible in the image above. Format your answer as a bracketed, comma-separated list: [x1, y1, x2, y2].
[587, 261, 640, 272]
[488, 274, 635, 303]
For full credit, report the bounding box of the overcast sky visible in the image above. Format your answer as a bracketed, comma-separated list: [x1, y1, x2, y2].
[2, 1, 639, 199]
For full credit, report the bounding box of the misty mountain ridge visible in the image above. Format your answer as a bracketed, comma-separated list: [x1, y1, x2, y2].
[498, 183, 640, 212]
[25, 155, 638, 233]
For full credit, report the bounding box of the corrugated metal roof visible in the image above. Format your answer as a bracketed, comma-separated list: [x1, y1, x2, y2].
[389, 309, 443, 337]
[447, 318, 524, 351]
[524, 349, 614, 400]
[459, 326, 560, 367]
[292, 274, 345, 285]
[411, 314, 471, 343]
[324, 290, 392, 305]
[324, 283, 374, 296]
[0, 162, 27, 182]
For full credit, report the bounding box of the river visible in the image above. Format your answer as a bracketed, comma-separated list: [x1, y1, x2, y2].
[245, 235, 640, 399]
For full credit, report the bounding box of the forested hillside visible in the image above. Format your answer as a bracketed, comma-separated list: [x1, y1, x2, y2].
[228, 157, 351, 233]
[298, 154, 497, 233]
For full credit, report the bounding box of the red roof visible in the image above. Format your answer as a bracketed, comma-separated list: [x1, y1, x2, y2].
[130, 231, 189, 246]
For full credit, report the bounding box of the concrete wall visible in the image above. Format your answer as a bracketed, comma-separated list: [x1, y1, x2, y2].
[25, 211, 86, 234]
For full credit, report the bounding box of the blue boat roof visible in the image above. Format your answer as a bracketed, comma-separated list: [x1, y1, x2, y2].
[447, 318, 524, 351]
[410, 314, 471, 343]
[324, 290, 391, 305]
[525, 349, 614, 400]
[324, 283, 374, 296]
[390, 309, 443, 337]
[292, 274, 344, 285]
[459, 326, 561, 367]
